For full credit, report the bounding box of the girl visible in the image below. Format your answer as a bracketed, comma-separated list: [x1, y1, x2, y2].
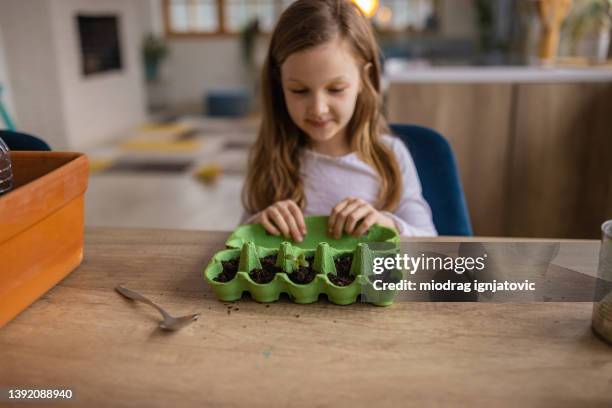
[241, 0, 437, 242]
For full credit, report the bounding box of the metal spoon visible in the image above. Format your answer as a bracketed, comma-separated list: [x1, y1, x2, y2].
[116, 285, 200, 331]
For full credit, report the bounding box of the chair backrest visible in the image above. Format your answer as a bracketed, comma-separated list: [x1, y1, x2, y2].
[0, 130, 51, 151]
[390, 124, 472, 236]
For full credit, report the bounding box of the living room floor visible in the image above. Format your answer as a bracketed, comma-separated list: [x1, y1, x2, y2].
[84, 116, 257, 231]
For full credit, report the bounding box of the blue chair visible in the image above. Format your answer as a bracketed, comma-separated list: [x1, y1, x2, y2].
[0, 130, 51, 151]
[205, 88, 250, 117]
[390, 124, 472, 236]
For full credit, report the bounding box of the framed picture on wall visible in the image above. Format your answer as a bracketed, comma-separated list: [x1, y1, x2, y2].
[77, 14, 123, 76]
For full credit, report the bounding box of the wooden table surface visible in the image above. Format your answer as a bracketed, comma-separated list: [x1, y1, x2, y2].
[1, 228, 611, 407]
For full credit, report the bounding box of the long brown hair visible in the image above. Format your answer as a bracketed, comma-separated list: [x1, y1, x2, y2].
[243, 0, 402, 214]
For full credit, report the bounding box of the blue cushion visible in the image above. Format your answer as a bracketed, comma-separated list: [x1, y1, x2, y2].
[0, 130, 51, 151]
[205, 89, 250, 117]
[390, 124, 472, 236]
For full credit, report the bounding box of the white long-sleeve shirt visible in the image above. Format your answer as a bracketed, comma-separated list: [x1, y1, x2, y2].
[242, 135, 437, 237]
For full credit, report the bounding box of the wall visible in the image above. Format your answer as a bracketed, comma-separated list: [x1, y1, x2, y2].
[146, 0, 477, 109]
[162, 38, 249, 109]
[439, 0, 477, 39]
[0, 27, 16, 127]
[0, 1, 68, 148]
[143, 0, 256, 109]
[49, 0, 147, 149]
[0, 0, 147, 150]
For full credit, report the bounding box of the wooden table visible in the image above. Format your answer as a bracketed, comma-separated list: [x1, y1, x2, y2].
[1, 228, 611, 407]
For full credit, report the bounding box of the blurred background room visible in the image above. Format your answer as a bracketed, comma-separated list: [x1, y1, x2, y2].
[0, 0, 610, 238]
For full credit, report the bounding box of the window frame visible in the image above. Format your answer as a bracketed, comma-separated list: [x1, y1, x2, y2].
[162, 0, 284, 38]
[161, 0, 442, 38]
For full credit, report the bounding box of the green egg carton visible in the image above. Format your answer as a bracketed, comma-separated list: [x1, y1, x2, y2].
[203, 216, 401, 306]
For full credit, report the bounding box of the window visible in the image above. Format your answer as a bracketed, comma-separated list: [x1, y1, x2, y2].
[164, 0, 220, 34]
[375, 0, 440, 32]
[162, 0, 439, 37]
[163, 0, 289, 36]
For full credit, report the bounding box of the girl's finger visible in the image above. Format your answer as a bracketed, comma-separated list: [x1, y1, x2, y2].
[268, 207, 291, 239]
[286, 201, 307, 235]
[260, 212, 281, 236]
[354, 212, 379, 237]
[332, 199, 363, 239]
[328, 198, 355, 233]
[345, 204, 371, 235]
[278, 203, 303, 242]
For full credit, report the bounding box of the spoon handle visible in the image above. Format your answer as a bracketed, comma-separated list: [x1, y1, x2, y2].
[115, 286, 170, 320]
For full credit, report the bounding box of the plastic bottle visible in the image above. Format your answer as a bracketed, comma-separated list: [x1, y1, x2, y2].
[0, 136, 13, 195]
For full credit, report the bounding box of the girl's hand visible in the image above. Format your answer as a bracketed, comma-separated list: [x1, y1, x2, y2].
[254, 200, 307, 242]
[328, 197, 395, 239]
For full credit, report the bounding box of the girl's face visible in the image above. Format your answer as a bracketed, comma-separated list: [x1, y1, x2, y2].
[281, 36, 362, 151]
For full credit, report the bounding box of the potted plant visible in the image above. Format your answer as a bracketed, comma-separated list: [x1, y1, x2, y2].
[565, 0, 612, 60]
[142, 34, 169, 83]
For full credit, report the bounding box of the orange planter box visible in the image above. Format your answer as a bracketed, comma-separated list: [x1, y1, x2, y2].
[0, 152, 89, 328]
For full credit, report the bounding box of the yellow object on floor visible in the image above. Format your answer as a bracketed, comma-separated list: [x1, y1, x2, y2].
[138, 123, 193, 138]
[195, 164, 223, 184]
[88, 158, 115, 174]
[121, 139, 202, 153]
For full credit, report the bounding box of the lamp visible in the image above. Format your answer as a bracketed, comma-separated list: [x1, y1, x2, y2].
[375, 6, 393, 27]
[352, 0, 379, 17]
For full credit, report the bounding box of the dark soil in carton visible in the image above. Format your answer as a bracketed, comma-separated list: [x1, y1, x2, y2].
[249, 255, 283, 284]
[288, 256, 316, 284]
[215, 258, 239, 282]
[328, 254, 355, 286]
